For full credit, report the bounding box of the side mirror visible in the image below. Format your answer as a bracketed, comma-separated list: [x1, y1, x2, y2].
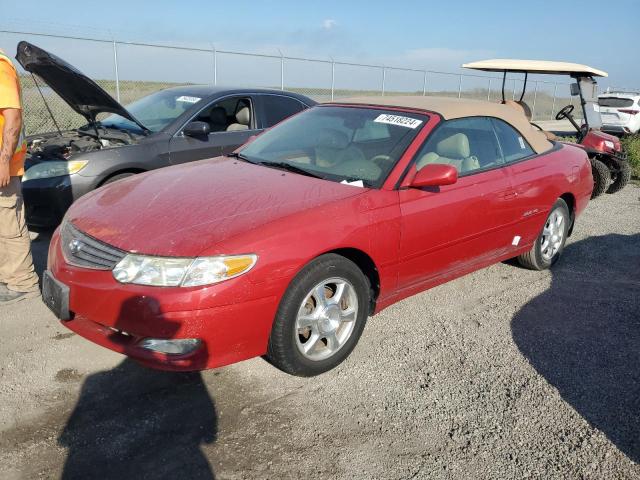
[183, 121, 210, 138]
[410, 164, 458, 188]
[570, 83, 580, 97]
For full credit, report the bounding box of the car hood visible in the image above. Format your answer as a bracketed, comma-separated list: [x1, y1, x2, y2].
[68, 158, 367, 256]
[15, 41, 148, 132]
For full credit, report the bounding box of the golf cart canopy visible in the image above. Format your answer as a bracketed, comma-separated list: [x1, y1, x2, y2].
[462, 59, 608, 78]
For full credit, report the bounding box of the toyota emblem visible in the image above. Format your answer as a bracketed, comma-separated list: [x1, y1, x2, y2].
[69, 239, 83, 254]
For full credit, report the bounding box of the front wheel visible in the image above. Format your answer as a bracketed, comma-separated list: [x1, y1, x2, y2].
[606, 158, 631, 194]
[517, 199, 570, 270]
[590, 159, 611, 199]
[266, 254, 370, 376]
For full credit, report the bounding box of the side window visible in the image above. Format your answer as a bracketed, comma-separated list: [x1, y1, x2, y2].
[414, 117, 502, 175]
[194, 96, 253, 133]
[491, 118, 534, 163]
[262, 95, 306, 127]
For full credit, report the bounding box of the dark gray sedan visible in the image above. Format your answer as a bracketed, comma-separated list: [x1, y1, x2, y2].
[16, 41, 315, 228]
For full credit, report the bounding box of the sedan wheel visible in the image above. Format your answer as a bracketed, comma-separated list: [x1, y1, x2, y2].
[539, 209, 565, 261]
[517, 198, 570, 270]
[267, 254, 370, 376]
[295, 278, 358, 361]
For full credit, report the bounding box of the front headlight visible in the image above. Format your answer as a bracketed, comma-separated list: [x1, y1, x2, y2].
[604, 140, 615, 150]
[112, 254, 257, 287]
[22, 160, 88, 181]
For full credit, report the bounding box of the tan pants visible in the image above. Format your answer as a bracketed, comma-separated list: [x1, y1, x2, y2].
[0, 176, 39, 293]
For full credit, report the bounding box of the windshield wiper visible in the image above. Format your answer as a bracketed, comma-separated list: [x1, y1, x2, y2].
[255, 161, 324, 179]
[227, 152, 253, 162]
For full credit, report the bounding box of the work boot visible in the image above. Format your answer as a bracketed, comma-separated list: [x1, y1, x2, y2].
[0, 289, 40, 305]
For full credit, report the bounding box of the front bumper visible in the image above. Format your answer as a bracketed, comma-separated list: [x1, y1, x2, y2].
[601, 124, 634, 135]
[47, 230, 278, 371]
[22, 174, 94, 229]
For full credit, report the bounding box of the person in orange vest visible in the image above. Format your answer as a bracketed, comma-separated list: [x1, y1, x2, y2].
[0, 48, 39, 304]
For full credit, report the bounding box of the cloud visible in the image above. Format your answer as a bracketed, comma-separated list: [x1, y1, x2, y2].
[321, 19, 337, 30]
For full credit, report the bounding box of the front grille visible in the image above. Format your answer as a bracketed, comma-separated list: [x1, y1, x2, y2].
[61, 221, 126, 270]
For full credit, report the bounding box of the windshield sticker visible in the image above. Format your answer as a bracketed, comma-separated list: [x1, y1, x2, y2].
[340, 179, 365, 187]
[373, 114, 423, 129]
[518, 136, 526, 149]
[176, 95, 201, 103]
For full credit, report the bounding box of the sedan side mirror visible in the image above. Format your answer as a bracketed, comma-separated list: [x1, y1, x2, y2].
[183, 121, 210, 138]
[410, 164, 458, 188]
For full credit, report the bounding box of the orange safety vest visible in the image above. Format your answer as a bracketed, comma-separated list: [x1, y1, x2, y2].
[0, 50, 27, 177]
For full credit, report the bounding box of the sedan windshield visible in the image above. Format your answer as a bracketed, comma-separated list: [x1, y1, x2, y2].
[101, 90, 203, 133]
[239, 106, 428, 188]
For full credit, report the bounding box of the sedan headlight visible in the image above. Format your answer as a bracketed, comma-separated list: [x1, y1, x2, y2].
[112, 254, 257, 287]
[22, 160, 89, 181]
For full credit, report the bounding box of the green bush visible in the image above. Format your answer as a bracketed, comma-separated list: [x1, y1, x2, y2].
[621, 134, 640, 179]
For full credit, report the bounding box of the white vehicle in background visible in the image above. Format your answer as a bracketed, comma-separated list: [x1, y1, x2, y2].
[598, 91, 640, 135]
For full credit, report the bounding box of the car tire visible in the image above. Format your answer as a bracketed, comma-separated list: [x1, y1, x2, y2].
[606, 158, 631, 194]
[266, 254, 370, 377]
[517, 198, 570, 271]
[590, 159, 611, 199]
[101, 172, 136, 186]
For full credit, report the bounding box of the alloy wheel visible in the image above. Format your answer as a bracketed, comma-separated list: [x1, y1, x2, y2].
[540, 208, 566, 261]
[295, 277, 359, 361]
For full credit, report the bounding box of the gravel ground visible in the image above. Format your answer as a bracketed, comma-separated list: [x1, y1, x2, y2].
[1, 185, 639, 480]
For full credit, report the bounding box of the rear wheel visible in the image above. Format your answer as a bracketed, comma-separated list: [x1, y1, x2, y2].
[606, 158, 631, 194]
[517, 199, 569, 270]
[267, 254, 369, 377]
[590, 159, 611, 199]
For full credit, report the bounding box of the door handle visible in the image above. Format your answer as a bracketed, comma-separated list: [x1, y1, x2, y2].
[502, 190, 518, 200]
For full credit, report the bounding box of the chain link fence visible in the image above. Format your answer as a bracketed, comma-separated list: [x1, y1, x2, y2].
[1, 28, 628, 136]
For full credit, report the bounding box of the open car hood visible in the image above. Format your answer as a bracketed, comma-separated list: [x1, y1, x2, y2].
[15, 41, 148, 131]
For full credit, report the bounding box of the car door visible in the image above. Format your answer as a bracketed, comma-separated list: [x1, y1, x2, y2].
[494, 118, 560, 246]
[397, 117, 516, 291]
[168, 95, 259, 164]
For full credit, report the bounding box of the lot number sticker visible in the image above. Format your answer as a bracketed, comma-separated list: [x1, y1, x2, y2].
[176, 95, 201, 103]
[374, 114, 423, 129]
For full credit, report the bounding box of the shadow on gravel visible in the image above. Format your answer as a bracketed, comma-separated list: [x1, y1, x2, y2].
[58, 297, 218, 479]
[512, 233, 640, 462]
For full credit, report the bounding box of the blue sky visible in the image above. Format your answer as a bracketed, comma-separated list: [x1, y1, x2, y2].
[1, 0, 638, 89]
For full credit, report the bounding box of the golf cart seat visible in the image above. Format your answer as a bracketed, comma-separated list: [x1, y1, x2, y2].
[416, 133, 480, 173]
[502, 100, 558, 141]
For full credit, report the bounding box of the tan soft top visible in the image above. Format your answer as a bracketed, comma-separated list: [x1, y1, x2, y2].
[462, 59, 607, 77]
[332, 96, 553, 154]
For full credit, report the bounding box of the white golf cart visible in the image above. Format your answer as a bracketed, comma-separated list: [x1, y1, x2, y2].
[463, 59, 631, 197]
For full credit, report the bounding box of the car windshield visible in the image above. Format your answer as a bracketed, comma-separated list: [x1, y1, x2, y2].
[100, 90, 204, 133]
[239, 106, 428, 188]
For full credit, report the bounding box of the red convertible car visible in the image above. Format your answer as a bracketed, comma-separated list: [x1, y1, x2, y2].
[43, 97, 593, 376]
